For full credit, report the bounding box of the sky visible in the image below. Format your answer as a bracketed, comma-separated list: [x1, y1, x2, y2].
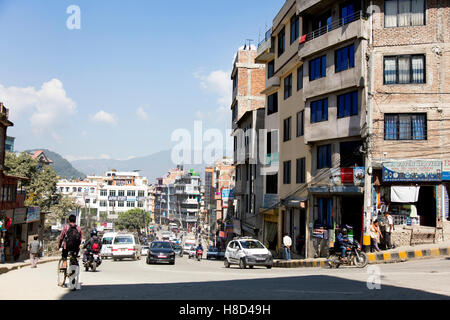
[0, 0, 285, 162]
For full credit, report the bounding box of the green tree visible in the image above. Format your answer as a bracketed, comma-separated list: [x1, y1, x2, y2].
[116, 209, 150, 233]
[48, 194, 79, 225]
[5, 152, 58, 212]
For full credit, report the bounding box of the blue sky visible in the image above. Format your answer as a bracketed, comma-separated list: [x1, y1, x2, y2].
[0, 0, 284, 161]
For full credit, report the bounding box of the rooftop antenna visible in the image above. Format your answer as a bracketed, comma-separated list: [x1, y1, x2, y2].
[246, 39, 254, 50]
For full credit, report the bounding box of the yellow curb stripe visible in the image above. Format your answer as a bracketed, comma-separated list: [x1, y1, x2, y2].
[415, 250, 423, 258]
[431, 248, 440, 256]
[399, 251, 407, 260]
[368, 254, 376, 262]
[383, 253, 391, 261]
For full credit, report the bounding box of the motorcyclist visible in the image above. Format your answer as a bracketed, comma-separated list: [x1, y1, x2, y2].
[336, 228, 351, 261]
[83, 229, 102, 263]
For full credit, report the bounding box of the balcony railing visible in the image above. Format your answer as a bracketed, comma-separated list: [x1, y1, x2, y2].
[303, 11, 365, 43]
[258, 29, 271, 48]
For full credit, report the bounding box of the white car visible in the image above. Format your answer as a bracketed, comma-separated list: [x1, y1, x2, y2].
[183, 239, 196, 254]
[111, 233, 142, 261]
[187, 245, 196, 259]
[224, 238, 273, 269]
[100, 232, 117, 259]
[141, 245, 149, 256]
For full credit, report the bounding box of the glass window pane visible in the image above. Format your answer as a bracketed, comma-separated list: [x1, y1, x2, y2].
[384, 57, 397, 84]
[349, 44, 355, 68]
[411, 55, 425, 83]
[344, 93, 351, 117]
[352, 91, 358, 116]
[385, 0, 398, 27]
[398, 0, 411, 27]
[399, 114, 412, 139]
[398, 56, 411, 83]
[411, 0, 425, 26]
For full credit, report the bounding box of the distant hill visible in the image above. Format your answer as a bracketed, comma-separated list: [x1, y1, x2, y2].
[26, 149, 87, 180]
[70, 149, 218, 183]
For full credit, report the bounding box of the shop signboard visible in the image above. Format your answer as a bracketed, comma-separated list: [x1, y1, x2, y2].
[382, 160, 442, 182]
[353, 167, 365, 186]
[26, 207, 41, 223]
[221, 189, 234, 199]
[443, 160, 450, 181]
[13, 208, 27, 225]
[341, 168, 354, 184]
[330, 168, 341, 185]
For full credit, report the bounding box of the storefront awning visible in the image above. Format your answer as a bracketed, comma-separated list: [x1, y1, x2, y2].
[309, 186, 363, 195]
[283, 197, 308, 208]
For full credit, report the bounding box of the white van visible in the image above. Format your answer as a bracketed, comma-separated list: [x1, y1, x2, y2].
[183, 239, 197, 254]
[100, 232, 118, 259]
[111, 233, 142, 261]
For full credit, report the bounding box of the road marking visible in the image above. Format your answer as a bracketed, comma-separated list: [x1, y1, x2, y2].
[275, 289, 363, 295]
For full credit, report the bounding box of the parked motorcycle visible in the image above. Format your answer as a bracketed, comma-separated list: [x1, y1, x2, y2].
[327, 240, 368, 268]
[196, 249, 203, 261]
[83, 251, 102, 272]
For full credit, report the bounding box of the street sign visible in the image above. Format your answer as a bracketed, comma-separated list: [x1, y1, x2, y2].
[383, 160, 442, 182]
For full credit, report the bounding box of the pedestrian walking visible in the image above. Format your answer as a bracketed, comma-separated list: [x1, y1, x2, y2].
[29, 236, 42, 268]
[383, 212, 394, 249]
[283, 234, 292, 260]
[370, 220, 382, 252]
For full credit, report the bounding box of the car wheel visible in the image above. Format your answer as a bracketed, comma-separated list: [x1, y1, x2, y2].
[239, 258, 246, 269]
[266, 265, 272, 269]
[224, 259, 230, 268]
[113, 258, 117, 262]
[249, 265, 254, 269]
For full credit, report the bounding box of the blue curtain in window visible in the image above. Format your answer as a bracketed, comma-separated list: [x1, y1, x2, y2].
[344, 93, 351, 117]
[338, 95, 345, 118]
[342, 4, 355, 24]
[327, 144, 332, 167]
[349, 45, 355, 68]
[385, 115, 398, 140]
[321, 56, 327, 77]
[318, 198, 324, 225]
[341, 47, 349, 71]
[351, 91, 358, 116]
[316, 100, 322, 122]
[309, 60, 315, 81]
[327, 198, 333, 227]
[311, 102, 316, 123]
[412, 114, 425, 140]
[323, 99, 328, 121]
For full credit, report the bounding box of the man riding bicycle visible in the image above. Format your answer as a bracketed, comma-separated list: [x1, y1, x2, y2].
[58, 214, 82, 268]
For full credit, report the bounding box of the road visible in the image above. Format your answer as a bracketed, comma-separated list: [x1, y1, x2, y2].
[1, 252, 449, 300]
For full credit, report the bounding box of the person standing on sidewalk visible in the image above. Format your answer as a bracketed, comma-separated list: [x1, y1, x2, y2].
[283, 234, 292, 260]
[370, 220, 382, 252]
[29, 236, 42, 268]
[384, 212, 394, 249]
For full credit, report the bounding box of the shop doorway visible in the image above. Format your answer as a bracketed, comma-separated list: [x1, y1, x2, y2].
[296, 208, 306, 256]
[340, 196, 364, 243]
[417, 186, 436, 227]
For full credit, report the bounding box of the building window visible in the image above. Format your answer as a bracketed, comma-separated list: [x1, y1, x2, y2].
[268, 60, 275, 79]
[267, 92, 278, 115]
[100, 189, 107, 196]
[283, 117, 292, 142]
[296, 158, 306, 184]
[283, 161, 291, 184]
[309, 55, 327, 81]
[337, 91, 358, 118]
[138, 190, 145, 197]
[109, 201, 115, 207]
[385, 0, 425, 28]
[232, 103, 238, 122]
[284, 74, 292, 100]
[384, 55, 425, 84]
[138, 202, 144, 208]
[109, 190, 116, 196]
[118, 190, 125, 197]
[384, 113, 427, 140]
[310, 98, 328, 123]
[278, 27, 285, 57]
[296, 111, 304, 137]
[118, 201, 124, 207]
[127, 201, 135, 207]
[290, 14, 299, 44]
[317, 144, 332, 169]
[100, 200, 107, 207]
[127, 190, 136, 197]
[266, 173, 278, 194]
[317, 198, 333, 227]
[335, 44, 355, 73]
[297, 65, 303, 90]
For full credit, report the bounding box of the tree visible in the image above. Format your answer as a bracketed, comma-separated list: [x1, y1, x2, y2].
[5, 152, 58, 212]
[48, 195, 79, 225]
[116, 209, 150, 233]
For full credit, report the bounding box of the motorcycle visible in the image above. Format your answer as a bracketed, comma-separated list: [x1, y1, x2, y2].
[327, 240, 368, 268]
[196, 249, 203, 261]
[83, 250, 102, 272]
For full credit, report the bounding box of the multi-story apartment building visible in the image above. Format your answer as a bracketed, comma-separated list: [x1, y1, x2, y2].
[231, 46, 266, 241]
[256, 0, 449, 258]
[172, 170, 202, 230]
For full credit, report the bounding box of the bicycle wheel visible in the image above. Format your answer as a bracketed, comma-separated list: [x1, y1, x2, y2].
[57, 259, 67, 287]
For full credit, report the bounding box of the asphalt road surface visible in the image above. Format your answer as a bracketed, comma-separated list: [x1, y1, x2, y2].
[1, 253, 449, 300]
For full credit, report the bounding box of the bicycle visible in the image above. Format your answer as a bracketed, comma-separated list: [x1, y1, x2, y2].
[57, 251, 80, 289]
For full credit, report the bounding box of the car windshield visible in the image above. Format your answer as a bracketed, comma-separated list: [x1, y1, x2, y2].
[239, 240, 265, 249]
[208, 247, 218, 252]
[173, 245, 181, 250]
[151, 242, 172, 249]
[114, 236, 133, 244]
[102, 237, 114, 245]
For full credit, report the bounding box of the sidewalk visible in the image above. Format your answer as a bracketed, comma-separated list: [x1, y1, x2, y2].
[0, 255, 60, 275]
[273, 241, 450, 268]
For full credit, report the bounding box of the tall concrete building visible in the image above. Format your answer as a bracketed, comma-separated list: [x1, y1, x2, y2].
[256, 0, 449, 258]
[231, 46, 266, 241]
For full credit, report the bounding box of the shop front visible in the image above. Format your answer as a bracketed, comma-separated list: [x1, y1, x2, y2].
[261, 208, 278, 253]
[372, 160, 447, 247]
[281, 198, 307, 257]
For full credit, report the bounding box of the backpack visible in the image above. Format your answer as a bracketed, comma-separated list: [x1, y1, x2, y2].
[65, 225, 81, 252]
[92, 239, 100, 253]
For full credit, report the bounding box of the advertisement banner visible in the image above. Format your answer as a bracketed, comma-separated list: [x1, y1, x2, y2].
[443, 160, 450, 181]
[13, 208, 27, 225]
[26, 207, 41, 223]
[353, 167, 365, 186]
[221, 189, 234, 199]
[382, 160, 442, 182]
[341, 168, 354, 184]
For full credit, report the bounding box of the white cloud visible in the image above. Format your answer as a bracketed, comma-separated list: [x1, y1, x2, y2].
[136, 107, 148, 120]
[90, 110, 117, 125]
[0, 78, 77, 138]
[194, 70, 232, 108]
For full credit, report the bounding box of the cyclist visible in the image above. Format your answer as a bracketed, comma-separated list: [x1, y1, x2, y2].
[83, 229, 102, 263]
[58, 214, 82, 268]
